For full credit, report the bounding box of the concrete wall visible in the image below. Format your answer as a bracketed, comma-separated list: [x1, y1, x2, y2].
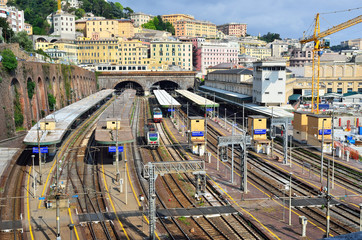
[0, 61, 96, 140]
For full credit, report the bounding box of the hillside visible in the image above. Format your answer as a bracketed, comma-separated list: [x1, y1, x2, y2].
[7, 0, 133, 35]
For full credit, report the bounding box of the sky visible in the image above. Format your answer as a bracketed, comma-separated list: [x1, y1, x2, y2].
[118, 0, 362, 45]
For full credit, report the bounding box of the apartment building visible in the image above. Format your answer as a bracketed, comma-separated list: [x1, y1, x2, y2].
[193, 41, 239, 74]
[252, 60, 287, 106]
[130, 12, 153, 27]
[24, 23, 32, 35]
[341, 38, 362, 50]
[174, 19, 217, 38]
[217, 23, 247, 37]
[240, 46, 271, 60]
[161, 14, 194, 25]
[150, 41, 193, 70]
[35, 40, 77, 64]
[52, 12, 76, 39]
[76, 38, 119, 65]
[289, 47, 313, 67]
[118, 39, 149, 65]
[0, 0, 7, 7]
[84, 19, 134, 39]
[0, 6, 25, 32]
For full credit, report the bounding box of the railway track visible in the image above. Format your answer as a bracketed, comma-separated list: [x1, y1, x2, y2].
[206, 121, 360, 235]
[0, 148, 27, 240]
[155, 116, 266, 239]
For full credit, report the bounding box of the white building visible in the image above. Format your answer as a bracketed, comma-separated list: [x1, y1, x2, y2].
[62, 0, 80, 9]
[52, 12, 76, 40]
[0, 6, 25, 32]
[130, 12, 153, 27]
[252, 60, 287, 106]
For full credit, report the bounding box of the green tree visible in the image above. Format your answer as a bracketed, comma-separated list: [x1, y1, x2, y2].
[48, 93, 56, 110]
[142, 15, 175, 35]
[74, 8, 86, 19]
[1, 49, 18, 72]
[260, 32, 281, 43]
[11, 31, 33, 52]
[0, 18, 15, 43]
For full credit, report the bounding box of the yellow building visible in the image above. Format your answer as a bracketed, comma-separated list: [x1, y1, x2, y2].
[162, 14, 194, 26]
[174, 19, 216, 38]
[76, 38, 119, 65]
[24, 23, 33, 35]
[150, 41, 193, 70]
[84, 19, 134, 39]
[241, 46, 271, 60]
[118, 39, 149, 65]
[35, 41, 77, 64]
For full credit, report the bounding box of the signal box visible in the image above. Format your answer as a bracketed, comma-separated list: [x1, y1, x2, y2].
[293, 111, 310, 143]
[307, 114, 332, 153]
[248, 115, 270, 153]
[188, 117, 205, 156]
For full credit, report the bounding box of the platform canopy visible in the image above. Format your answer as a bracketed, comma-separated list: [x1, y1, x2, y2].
[176, 90, 219, 108]
[154, 90, 181, 108]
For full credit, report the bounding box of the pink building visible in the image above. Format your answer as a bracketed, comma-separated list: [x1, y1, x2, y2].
[217, 23, 247, 37]
[192, 38, 239, 75]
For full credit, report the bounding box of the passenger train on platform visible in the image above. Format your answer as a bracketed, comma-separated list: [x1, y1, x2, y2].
[145, 120, 160, 149]
[153, 107, 163, 123]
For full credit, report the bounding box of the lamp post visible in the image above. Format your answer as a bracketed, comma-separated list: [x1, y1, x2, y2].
[32, 155, 36, 197]
[320, 119, 325, 183]
[68, 224, 74, 240]
[231, 113, 235, 184]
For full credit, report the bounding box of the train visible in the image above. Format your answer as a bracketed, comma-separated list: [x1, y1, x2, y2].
[145, 120, 160, 149]
[153, 107, 163, 123]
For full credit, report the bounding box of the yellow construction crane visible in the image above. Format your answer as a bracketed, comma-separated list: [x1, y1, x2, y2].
[300, 13, 362, 113]
[57, 0, 62, 13]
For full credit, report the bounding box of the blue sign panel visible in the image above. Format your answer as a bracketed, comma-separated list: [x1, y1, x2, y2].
[72, 195, 78, 198]
[318, 129, 331, 135]
[108, 146, 124, 152]
[32, 147, 48, 153]
[39, 197, 45, 200]
[149, 133, 158, 138]
[192, 131, 204, 137]
[254, 129, 267, 134]
[168, 108, 175, 112]
[206, 108, 213, 112]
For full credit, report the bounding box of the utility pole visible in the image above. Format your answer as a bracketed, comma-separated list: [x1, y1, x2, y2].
[320, 120, 325, 183]
[55, 153, 61, 240]
[36, 101, 43, 185]
[124, 151, 128, 205]
[271, 107, 274, 158]
[289, 172, 293, 226]
[332, 107, 335, 189]
[326, 139, 331, 237]
[213, 92, 216, 119]
[116, 117, 120, 182]
[242, 102, 245, 130]
[231, 113, 235, 184]
[290, 133, 292, 167]
[224, 108, 227, 129]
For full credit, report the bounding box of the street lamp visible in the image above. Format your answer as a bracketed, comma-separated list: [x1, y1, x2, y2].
[31, 155, 36, 197]
[289, 172, 293, 226]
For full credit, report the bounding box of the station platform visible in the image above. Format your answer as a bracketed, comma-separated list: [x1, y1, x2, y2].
[95, 89, 136, 145]
[24, 89, 114, 146]
[77, 205, 237, 223]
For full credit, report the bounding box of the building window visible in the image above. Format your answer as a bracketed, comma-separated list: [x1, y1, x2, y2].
[347, 88, 353, 92]
[278, 78, 283, 80]
[337, 88, 342, 93]
[265, 92, 269, 94]
[278, 92, 283, 94]
[265, 78, 269, 81]
[327, 88, 332, 93]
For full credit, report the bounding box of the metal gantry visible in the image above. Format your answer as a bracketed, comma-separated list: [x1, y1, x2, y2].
[143, 160, 205, 240]
[271, 118, 291, 165]
[217, 132, 250, 192]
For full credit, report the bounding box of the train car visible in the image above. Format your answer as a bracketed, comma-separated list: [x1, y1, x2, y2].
[145, 120, 159, 148]
[153, 107, 163, 123]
